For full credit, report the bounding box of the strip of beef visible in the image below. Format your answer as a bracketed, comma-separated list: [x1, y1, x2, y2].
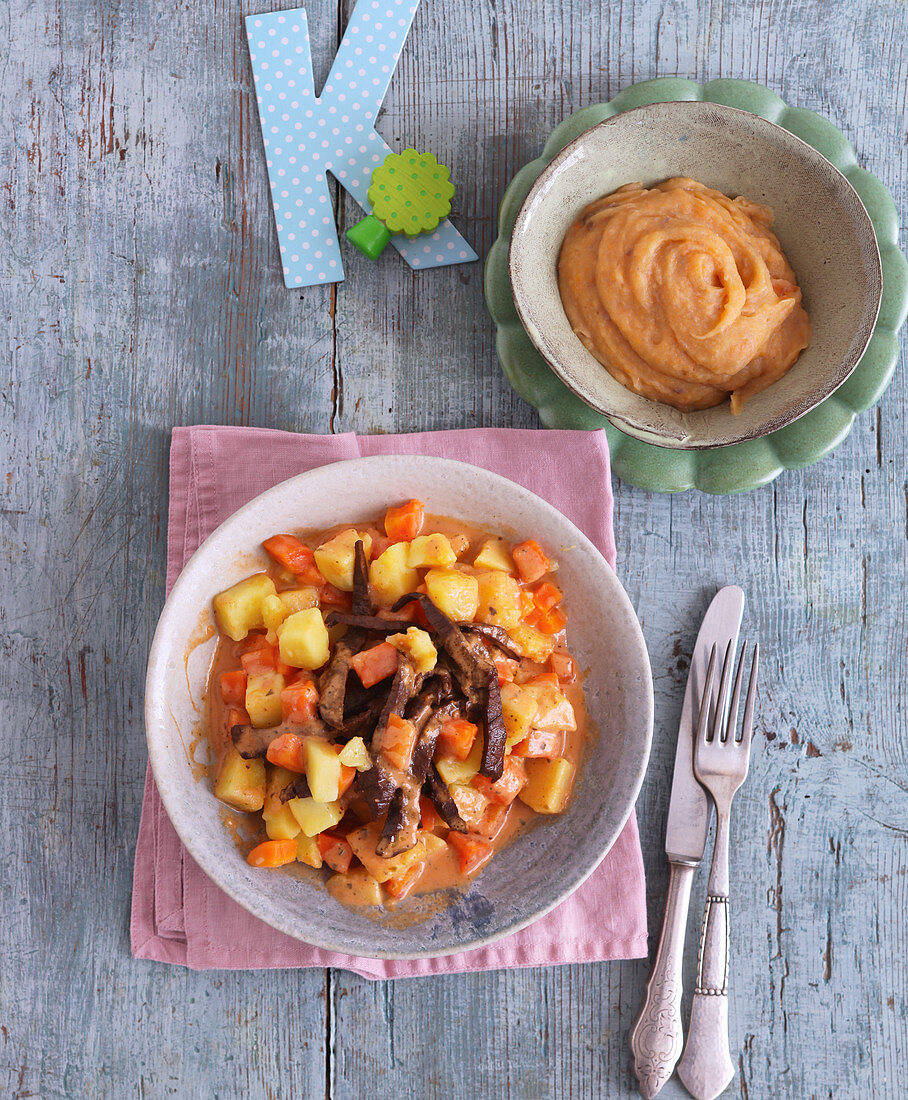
[376, 781, 423, 857]
[410, 700, 462, 782]
[318, 539, 372, 728]
[279, 774, 311, 802]
[323, 612, 415, 633]
[357, 654, 423, 817]
[459, 622, 523, 660]
[230, 716, 327, 759]
[479, 670, 507, 780]
[424, 765, 468, 833]
[392, 594, 492, 701]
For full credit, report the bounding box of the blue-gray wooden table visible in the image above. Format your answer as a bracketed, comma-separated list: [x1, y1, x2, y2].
[3, 1, 906, 1097]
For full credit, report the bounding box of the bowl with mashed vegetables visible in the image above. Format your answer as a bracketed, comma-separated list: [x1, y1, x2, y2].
[508, 100, 882, 449]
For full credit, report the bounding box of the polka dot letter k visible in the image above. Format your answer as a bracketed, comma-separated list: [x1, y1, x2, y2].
[245, 1, 478, 287]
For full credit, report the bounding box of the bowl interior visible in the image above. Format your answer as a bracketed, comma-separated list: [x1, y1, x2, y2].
[509, 101, 883, 449]
[145, 455, 653, 958]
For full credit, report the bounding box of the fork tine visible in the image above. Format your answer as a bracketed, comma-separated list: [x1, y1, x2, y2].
[696, 643, 719, 745]
[726, 641, 747, 742]
[739, 643, 760, 751]
[712, 639, 735, 742]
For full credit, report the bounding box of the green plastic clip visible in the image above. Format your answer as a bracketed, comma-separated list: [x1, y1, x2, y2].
[346, 148, 455, 260]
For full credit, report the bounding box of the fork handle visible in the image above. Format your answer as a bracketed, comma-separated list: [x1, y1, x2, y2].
[629, 860, 695, 1098]
[677, 812, 735, 1100]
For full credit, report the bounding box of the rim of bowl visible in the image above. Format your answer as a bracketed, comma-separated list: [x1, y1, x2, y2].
[144, 454, 654, 958]
[508, 100, 884, 450]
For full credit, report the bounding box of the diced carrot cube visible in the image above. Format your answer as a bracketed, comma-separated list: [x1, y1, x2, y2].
[548, 652, 577, 683]
[237, 632, 273, 655]
[447, 832, 494, 877]
[317, 833, 354, 873]
[473, 756, 527, 805]
[263, 535, 325, 585]
[266, 732, 307, 772]
[519, 590, 536, 618]
[511, 729, 562, 759]
[240, 644, 278, 677]
[350, 642, 400, 688]
[385, 860, 425, 901]
[337, 762, 357, 797]
[419, 795, 439, 832]
[512, 539, 551, 583]
[227, 706, 251, 727]
[319, 584, 353, 611]
[219, 669, 248, 706]
[280, 677, 319, 723]
[492, 653, 519, 685]
[533, 581, 563, 611]
[527, 672, 560, 688]
[534, 606, 567, 635]
[247, 839, 298, 868]
[436, 717, 478, 761]
[384, 499, 425, 542]
[381, 714, 418, 772]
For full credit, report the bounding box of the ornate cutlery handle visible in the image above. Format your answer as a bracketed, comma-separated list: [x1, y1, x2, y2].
[677, 813, 735, 1100]
[629, 860, 696, 1099]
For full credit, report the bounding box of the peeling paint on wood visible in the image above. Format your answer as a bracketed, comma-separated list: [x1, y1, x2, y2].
[2, 0, 906, 1097]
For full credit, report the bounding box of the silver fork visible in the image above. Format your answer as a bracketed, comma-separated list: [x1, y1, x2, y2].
[676, 640, 759, 1100]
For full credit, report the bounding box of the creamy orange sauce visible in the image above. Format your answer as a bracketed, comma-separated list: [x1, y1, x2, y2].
[558, 178, 812, 413]
[204, 512, 589, 912]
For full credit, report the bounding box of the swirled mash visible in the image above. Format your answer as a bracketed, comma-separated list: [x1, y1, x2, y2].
[557, 178, 812, 414]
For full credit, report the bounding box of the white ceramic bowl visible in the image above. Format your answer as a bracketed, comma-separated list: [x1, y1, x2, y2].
[145, 455, 653, 958]
[509, 101, 883, 449]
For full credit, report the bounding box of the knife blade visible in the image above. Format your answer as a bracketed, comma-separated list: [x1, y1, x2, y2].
[664, 585, 745, 863]
[629, 585, 745, 1099]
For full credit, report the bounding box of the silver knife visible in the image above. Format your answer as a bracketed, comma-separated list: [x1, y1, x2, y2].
[629, 586, 745, 1099]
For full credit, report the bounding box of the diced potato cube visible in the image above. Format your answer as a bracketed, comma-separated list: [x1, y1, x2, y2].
[277, 607, 330, 670]
[305, 739, 343, 802]
[508, 622, 556, 664]
[296, 833, 323, 868]
[407, 533, 457, 569]
[435, 736, 483, 785]
[213, 747, 266, 812]
[264, 802, 302, 840]
[313, 529, 373, 591]
[245, 669, 285, 728]
[370, 541, 420, 605]
[278, 586, 321, 614]
[424, 568, 480, 621]
[263, 765, 299, 816]
[421, 832, 449, 860]
[261, 593, 290, 632]
[212, 573, 277, 641]
[449, 783, 489, 826]
[387, 627, 437, 674]
[473, 538, 515, 573]
[287, 796, 344, 837]
[475, 571, 521, 630]
[326, 867, 383, 907]
[519, 757, 576, 814]
[347, 823, 428, 883]
[524, 682, 577, 733]
[500, 682, 540, 748]
[338, 736, 371, 771]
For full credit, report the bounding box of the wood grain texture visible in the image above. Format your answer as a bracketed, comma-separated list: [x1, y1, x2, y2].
[1, 0, 905, 1097]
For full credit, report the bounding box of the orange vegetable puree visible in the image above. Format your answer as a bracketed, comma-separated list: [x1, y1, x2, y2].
[557, 177, 812, 414]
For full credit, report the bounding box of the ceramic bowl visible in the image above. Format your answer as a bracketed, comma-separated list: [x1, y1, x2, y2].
[145, 455, 653, 959]
[508, 100, 883, 450]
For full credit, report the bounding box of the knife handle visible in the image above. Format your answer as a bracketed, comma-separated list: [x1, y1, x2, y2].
[629, 860, 696, 1099]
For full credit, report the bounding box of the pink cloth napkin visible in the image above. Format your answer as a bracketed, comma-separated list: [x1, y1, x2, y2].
[131, 425, 647, 976]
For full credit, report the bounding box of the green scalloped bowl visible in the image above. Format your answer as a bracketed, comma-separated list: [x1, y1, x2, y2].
[485, 78, 908, 493]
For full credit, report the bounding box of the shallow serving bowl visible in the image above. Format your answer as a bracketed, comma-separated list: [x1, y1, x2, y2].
[145, 455, 653, 959]
[508, 101, 883, 450]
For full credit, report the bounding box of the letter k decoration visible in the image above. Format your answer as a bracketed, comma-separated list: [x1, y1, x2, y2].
[246, 0, 478, 288]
